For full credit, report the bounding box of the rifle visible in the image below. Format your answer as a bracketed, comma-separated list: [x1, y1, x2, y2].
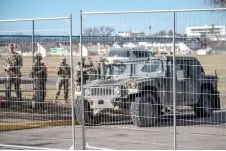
[30, 66, 47, 78]
[4, 63, 18, 77]
[59, 66, 71, 79]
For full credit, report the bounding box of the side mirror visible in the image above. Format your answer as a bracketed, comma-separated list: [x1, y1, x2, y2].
[176, 70, 185, 81]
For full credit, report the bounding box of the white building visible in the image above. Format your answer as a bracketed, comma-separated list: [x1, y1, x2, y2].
[186, 25, 226, 37]
[118, 31, 145, 37]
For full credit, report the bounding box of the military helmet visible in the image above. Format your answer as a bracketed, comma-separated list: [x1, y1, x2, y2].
[79, 57, 85, 62]
[77, 59, 81, 65]
[34, 53, 42, 60]
[8, 43, 15, 48]
[61, 57, 66, 63]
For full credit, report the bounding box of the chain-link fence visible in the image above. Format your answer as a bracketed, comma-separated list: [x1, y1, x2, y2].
[76, 8, 226, 150]
[0, 15, 77, 150]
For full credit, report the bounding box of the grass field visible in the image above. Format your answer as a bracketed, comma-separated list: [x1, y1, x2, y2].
[0, 54, 225, 104]
[0, 56, 101, 75]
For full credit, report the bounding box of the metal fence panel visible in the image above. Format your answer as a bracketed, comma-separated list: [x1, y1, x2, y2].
[175, 9, 226, 150]
[78, 8, 226, 150]
[78, 10, 176, 150]
[0, 16, 75, 150]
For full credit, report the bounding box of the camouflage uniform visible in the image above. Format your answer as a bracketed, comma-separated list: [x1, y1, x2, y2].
[5, 43, 23, 101]
[74, 57, 95, 87]
[29, 53, 47, 108]
[97, 57, 105, 79]
[88, 57, 93, 67]
[53, 58, 71, 103]
[86, 57, 95, 82]
[74, 58, 84, 87]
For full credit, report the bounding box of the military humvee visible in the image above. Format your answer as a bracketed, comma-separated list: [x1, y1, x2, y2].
[75, 56, 220, 127]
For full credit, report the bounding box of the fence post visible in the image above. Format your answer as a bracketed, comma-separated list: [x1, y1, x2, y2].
[173, 11, 177, 150]
[31, 20, 35, 107]
[32, 20, 35, 63]
[69, 14, 76, 150]
[80, 10, 86, 150]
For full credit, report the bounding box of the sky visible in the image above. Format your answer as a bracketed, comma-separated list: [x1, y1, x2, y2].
[0, 0, 225, 36]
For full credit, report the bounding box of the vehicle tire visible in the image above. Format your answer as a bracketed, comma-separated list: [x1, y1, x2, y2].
[74, 96, 101, 126]
[130, 93, 159, 127]
[194, 88, 213, 118]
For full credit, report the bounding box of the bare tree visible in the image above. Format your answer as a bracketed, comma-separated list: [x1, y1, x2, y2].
[83, 26, 115, 36]
[204, 0, 226, 7]
[167, 30, 173, 36]
[153, 30, 185, 37]
[153, 30, 167, 36]
[83, 27, 100, 36]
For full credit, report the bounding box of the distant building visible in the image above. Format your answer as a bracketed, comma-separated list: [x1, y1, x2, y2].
[186, 25, 226, 37]
[118, 31, 145, 37]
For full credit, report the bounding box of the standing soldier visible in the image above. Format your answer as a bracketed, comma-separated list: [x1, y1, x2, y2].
[97, 57, 105, 79]
[74, 57, 97, 90]
[53, 58, 71, 104]
[29, 53, 47, 109]
[4, 43, 23, 101]
[74, 58, 84, 89]
[87, 57, 93, 67]
[86, 57, 94, 82]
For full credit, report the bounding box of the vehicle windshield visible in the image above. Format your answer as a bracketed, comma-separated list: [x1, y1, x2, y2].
[105, 64, 127, 76]
[133, 51, 154, 58]
[109, 50, 130, 57]
[141, 60, 163, 73]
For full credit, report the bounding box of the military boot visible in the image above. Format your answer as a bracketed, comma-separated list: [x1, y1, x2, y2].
[64, 97, 68, 103]
[53, 96, 58, 104]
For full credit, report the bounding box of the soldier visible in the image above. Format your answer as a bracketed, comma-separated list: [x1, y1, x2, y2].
[74, 58, 84, 88]
[87, 57, 94, 67]
[53, 58, 71, 104]
[29, 53, 47, 109]
[97, 57, 105, 79]
[74, 57, 97, 88]
[86, 57, 95, 82]
[4, 43, 23, 101]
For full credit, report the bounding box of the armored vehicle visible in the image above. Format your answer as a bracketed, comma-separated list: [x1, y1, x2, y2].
[75, 56, 220, 127]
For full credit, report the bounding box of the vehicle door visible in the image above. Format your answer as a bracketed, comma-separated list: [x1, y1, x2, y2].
[135, 60, 165, 101]
[165, 60, 186, 105]
[183, 60, 202, 104]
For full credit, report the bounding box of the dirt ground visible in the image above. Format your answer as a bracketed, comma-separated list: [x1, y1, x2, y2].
[0, 54, 225, 107]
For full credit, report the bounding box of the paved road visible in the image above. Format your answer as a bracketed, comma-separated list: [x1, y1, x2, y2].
[1, 110, 226, 150]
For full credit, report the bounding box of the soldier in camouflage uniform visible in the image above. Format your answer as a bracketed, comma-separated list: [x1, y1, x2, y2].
[88, 57, 93, 67]
[74, 57, 97, 88]
[53, 58, 71, 104]
[74, 58, 84, 88]
[4, 43, 23, 101]
[29, 53, 47, 109]
[86, 57, 95, 82]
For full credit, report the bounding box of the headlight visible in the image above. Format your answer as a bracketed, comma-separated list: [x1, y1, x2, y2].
[76, 86, 81, 92]
[113, 86, 120, 95]
[84, 88, 91, 96]
[125, 82, 137, 89]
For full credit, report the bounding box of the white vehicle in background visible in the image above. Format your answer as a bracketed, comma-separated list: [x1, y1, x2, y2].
[106, 48, 154, 63]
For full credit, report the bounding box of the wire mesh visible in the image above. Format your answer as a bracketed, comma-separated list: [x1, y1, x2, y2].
[175, 10, 226, 150]
[78, 9, 226, 150]
[78, 11, 176, 150]
[0, 17, 75, 150]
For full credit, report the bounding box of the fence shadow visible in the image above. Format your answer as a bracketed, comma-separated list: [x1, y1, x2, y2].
[99, 110, 226, 127]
